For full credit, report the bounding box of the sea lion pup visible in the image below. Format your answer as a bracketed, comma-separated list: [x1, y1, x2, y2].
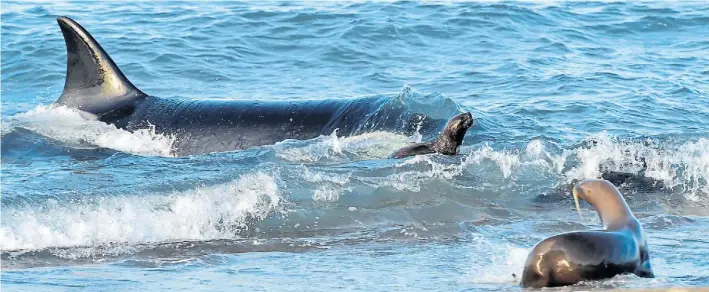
[521, 179, 654, 288]
[390, 112, 473, 159]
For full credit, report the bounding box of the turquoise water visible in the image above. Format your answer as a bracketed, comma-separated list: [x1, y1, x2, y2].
[2, 1, 708, 290]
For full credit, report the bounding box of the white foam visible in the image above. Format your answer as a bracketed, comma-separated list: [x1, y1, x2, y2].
[312, 186, 344, 203]
[649, 139, 709, 201]
[0, 172, 282, 251]
[301, 165, 354, 203]
[385, 133, 708, 200]
[275, 131, 410, 162]
[562, 133, 709, 200]
[5, 105, 175, 157]
[467, 145, 523, 179]
[525, 139, 544, 157]
[341, 131, 413, 158]
[377, 142, 549, 192]
[461, 233, 530, 285]
[392, 143, 528, 181]
[564, 132, 644, 182]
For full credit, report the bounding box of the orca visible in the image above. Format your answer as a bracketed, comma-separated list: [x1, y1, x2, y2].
[53, 16, 450, 155]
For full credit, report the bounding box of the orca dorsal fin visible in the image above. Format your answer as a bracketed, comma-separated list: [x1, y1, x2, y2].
[55, 16, 146, 114]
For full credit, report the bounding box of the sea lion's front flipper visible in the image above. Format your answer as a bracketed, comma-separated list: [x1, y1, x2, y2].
[55, 16, 146, 115]
[390, 143, 434, 159]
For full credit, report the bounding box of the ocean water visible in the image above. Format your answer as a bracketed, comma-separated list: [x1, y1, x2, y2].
[2, 1, 708, 291]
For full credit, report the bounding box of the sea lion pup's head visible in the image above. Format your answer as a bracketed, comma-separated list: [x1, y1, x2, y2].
[572, 179, 637, 230]
[431, 112, 473, 155]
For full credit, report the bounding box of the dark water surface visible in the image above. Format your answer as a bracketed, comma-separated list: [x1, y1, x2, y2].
[2, 1, 708, 291]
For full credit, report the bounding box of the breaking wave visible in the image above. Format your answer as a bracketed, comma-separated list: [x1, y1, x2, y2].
[2, 105, 176, 157]
[1, 172, 281, 251]
[2, 129, 706, 257]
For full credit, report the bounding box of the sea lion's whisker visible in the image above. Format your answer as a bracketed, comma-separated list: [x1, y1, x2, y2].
[572, 187, 583, 218]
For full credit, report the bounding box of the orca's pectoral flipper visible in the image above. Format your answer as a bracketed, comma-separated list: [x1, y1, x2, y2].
[55, 16, 146, 115]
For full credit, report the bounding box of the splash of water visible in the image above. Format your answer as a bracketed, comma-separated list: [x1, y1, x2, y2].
[1, 172, 282, 251]
[4, 105, 176, 157]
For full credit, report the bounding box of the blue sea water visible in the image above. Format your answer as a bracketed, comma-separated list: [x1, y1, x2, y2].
[1, 1, 708, 291]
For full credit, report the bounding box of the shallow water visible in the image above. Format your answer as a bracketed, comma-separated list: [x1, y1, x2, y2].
[2, 1, 708, 291]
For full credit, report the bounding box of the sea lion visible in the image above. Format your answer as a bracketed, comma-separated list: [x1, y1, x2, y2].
[390, 112, 473, 159]
[521, 179, 654, 288]
[50, 16, 447, 156]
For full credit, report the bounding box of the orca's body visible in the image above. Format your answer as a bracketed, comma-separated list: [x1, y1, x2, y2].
[55, 16, 445, 155]
[100, 95, 429, 155]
